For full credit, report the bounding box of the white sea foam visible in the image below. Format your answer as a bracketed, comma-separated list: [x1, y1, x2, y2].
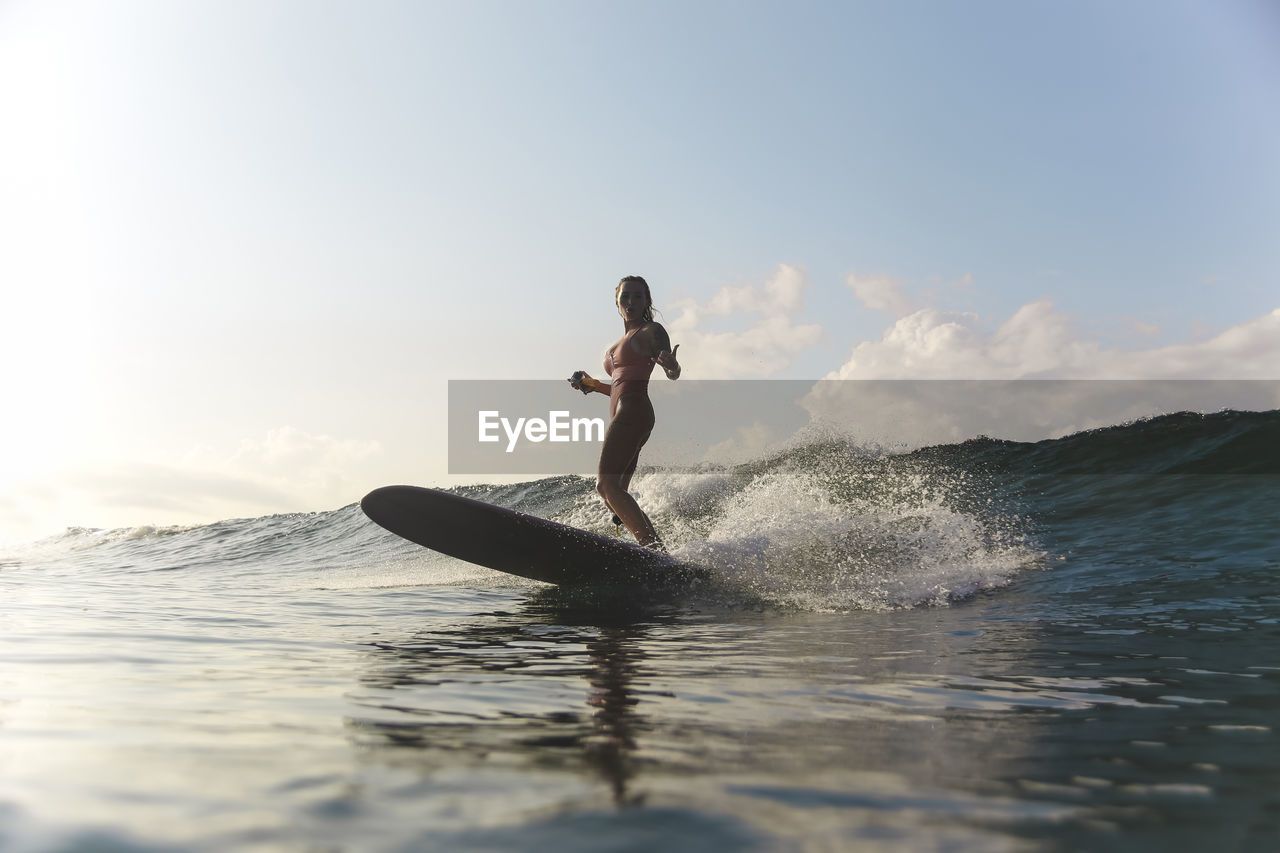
[626, 460, 1042, 612]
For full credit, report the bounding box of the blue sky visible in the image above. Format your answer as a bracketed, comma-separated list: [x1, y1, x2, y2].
[2, 0, 1277, 543]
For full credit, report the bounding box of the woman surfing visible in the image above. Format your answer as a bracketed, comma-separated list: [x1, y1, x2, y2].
[568, 276, 681, 550]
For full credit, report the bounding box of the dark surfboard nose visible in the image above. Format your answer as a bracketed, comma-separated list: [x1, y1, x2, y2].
[357, 484, 702, 587]
[359, 484, 402, 520]
[361, 485, 448, 550]
[360, 485, 407, 532]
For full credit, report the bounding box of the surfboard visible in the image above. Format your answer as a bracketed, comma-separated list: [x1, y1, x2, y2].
[361, 485, 706, 587]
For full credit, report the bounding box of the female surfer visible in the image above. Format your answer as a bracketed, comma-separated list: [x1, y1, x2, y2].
[568, 276, 681, 550]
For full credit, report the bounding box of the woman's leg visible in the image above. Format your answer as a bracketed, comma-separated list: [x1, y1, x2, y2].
[596, 396, 662, 548]
[602, 416, 643, 526]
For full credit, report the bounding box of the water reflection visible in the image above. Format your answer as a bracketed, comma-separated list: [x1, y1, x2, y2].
[583, 628, 646, 806]
[347, 576, 1280, 849]
[350, 587, 670, 806]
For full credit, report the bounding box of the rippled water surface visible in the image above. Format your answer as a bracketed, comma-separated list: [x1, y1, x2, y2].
[3, 413, 1278, 850]
[4, 561, 1278, 851]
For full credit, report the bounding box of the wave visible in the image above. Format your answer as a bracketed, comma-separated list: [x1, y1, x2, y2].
[11, 410, 1275, 611]
[921, 408, 1278, 476]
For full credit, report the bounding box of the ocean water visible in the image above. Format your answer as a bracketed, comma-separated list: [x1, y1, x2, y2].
[2, 410, 1278, 851]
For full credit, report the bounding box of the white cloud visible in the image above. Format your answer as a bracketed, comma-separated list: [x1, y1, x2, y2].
[704, 264, 806, 315]
[667, 264, 823, 378]
[224, 427, 379, 478]
[1129, 318, 1161, 337]
[701, 421, 783, 466]
[191, 426, 382, 507]
[829, 301, 1280, 379]
[800, 378, 1280, 452]
[1105, 309, 1280, 379]
[807, 297, 1280, 450]
[1, 427, 382, 545]
[846, 272, 913, 317]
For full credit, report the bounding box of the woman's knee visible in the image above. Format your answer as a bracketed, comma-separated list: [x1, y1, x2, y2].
[596, 477, 618, 500]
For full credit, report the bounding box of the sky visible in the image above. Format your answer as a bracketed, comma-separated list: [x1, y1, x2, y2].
[1, 0, 1278, 545]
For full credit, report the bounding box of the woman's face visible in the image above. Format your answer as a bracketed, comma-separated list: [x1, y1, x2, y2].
[617, 281, 649, 322]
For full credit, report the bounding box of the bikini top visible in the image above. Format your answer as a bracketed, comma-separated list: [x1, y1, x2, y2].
[605, 327, 656, 382]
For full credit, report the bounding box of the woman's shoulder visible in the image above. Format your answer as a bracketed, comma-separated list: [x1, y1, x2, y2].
[642, 321, 671, 346]
[638, 320, 669, 338]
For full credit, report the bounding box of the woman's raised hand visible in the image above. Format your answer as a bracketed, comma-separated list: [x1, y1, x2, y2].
[656, 344, 681, 379]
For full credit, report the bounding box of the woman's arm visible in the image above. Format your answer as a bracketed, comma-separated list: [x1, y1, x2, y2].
[569, 371, 611, 395]
[651, 324, 681, 380]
